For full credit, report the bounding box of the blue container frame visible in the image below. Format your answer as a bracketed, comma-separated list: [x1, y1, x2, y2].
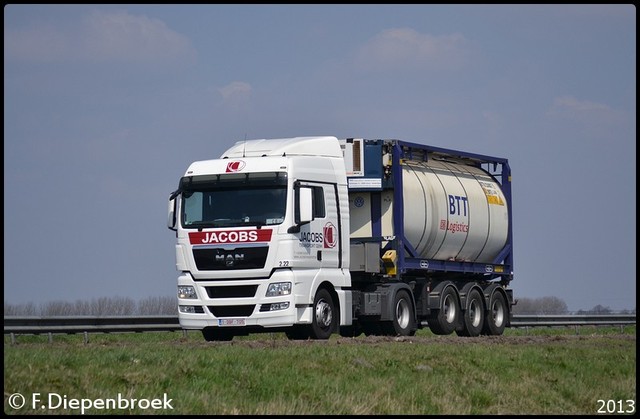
[388, 140, 514, 284]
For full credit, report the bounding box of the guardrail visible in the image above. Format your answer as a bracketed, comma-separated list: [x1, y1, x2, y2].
[4, 314, 636, 338]
[3, 315, 181, 335]
[3, 315, 183, 344]
[509, 314, 636, 328]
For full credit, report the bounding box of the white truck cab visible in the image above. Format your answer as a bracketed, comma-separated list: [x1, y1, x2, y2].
[168, 137, 353, 340]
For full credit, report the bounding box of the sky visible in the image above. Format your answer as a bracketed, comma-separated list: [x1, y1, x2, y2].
[3, 4, 636, 312]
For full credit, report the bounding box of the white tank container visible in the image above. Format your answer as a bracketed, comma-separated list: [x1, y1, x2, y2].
[401, 159, 508, 263]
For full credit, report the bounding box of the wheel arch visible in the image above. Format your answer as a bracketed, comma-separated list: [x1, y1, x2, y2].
[315, 280, 341, 332]
[379, 283, 416, 323]
[457, 282, 485, 313]
[427, 280, 461, 311]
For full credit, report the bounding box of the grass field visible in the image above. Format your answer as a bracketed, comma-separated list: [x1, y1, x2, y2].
[4, 326, 636, 415]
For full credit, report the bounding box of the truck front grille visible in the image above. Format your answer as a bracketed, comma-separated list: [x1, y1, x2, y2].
[208, 305, 255, 317]
[205, 285, 258, 298]
[193, 246, 268, 271]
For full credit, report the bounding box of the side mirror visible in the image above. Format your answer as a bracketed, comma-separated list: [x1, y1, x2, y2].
[167, 197, 177, 230]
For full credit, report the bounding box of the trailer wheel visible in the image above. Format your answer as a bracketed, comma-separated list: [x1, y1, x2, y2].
[482, 290, 508, 336]
[310, 288, 336, 340]
[382, 289, 415, 336]
[456, 288, 484, 337]
[427, 285, 460, 335]
[202, 328, 233, 342]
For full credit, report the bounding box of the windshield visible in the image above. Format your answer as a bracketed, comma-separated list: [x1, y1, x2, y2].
[179, 172, 287, 228]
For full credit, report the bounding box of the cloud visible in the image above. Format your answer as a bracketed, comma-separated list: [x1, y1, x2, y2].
[4, 9, 197, 66]
[545, 95, 632, 143]
[218, 81, 252, 101]
[217, 81, 253, 110]
[547, 95, 626, 125]
[80, 10, 196, 64]
[550, 95, 610, 113]
[354, 28, 471, 72]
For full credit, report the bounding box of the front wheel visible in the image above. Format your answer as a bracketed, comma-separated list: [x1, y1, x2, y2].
[310, 288, 337, 340]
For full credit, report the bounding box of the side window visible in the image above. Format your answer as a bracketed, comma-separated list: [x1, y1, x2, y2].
[183, 192, 203, 225]
[313, 186, 326, 218]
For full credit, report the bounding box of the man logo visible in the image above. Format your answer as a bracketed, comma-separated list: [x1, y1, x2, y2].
[216, 253, 245, 267]
[226, 161, 246, 172]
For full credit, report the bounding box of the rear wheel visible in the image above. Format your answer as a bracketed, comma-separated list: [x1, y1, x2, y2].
[382, 289, 415, 336]
[482, 290, 508, 336]
[428, 285, 460, 335]
[310, 288, 336, 340]
[456, 288, 485, 337]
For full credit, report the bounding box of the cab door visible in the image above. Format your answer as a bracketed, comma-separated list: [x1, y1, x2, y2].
[296, 181, 341, 269]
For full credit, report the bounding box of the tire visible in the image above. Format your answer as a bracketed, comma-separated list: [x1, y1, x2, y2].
[456, 288, 485, 337]
[427, 285, 460, 335]
[310, 288, 336, 340]
[482, 290, 508, 336]
[202, 328, 233, 342]
[381, 289, 415, 336]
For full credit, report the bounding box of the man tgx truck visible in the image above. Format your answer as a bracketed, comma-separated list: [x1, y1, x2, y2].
[167, 136, 514, 341]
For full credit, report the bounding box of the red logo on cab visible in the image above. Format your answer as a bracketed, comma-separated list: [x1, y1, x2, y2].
[226, 161, 246, 172]
[323, 222, 337, 248]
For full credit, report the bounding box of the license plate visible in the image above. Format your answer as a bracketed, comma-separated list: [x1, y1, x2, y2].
[218, 318, 245, 327]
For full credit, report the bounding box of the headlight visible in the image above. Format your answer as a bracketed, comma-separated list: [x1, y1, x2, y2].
[266, 282, 292, 297]
[269, 302, 290, 311]
[179, 305, 201, 314]
[178, 285, 197, 299]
